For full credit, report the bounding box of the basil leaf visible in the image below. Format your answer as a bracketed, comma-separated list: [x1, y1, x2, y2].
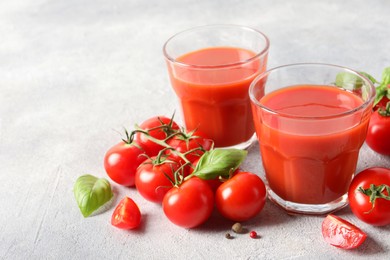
[374, 85, 388, 107]
[192, 149, 247, 180]
[74, 174, 113, 217]
[360, 72, 379, 84]
[335, 72, 363, 90]
[381, 67, 390, 85]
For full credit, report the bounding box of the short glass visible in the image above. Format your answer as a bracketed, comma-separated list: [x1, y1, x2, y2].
[163, 25, 269, 149]
[249, 63, 375, 214]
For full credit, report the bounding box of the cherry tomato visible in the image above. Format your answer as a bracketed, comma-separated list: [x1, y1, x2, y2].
[162, 177, 214, 228]
[374, 96, 390, 111]
[348, 167, 390, 226]
[215, 172, 266, 222]
[135, 116, 180, 157]
[366, 106, 390, 156]
[104, 142, 146, 186]
[135, 158, 183, 203]
[111, 197, 141, 230]
[322, 214, 367, 249]
[167, 130, 213, 163]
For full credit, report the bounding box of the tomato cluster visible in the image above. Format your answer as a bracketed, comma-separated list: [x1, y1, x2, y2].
[104, 115, 267, 229]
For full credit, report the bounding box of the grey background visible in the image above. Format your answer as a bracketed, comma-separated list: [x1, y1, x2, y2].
[1, 0, 389, 259]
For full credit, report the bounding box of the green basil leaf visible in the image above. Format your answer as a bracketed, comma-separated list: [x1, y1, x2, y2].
[381, 67, 390, 85]
[374, 85, 388, 107]
[360, 72, 379, 84]
[335, 72, 363, 90]
[74, 174, 113, 217]
[192, 149, 247, 180]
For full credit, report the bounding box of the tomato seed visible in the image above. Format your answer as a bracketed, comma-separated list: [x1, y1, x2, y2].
[249, 231, 257, 239]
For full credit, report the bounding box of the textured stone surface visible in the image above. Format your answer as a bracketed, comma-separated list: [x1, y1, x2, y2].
[1, 0, 389, 259]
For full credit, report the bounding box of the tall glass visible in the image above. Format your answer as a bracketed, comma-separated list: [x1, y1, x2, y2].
[249, 63, 375, 214]
[164, 25, 269, 149]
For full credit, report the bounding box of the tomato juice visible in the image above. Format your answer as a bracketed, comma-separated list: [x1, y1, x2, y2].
[252, 85, 371, 205]
[167, 46, 267, 147]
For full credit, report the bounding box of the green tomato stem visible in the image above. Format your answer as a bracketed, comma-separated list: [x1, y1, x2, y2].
[358, 184, 390, 214]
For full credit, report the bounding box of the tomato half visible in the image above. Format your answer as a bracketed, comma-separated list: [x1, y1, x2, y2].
[135, 116, 180, 157]
[322, 214, 367, 249]
[167, 130, 213, 163]
[215, 172, 266, 222]
[104, 142, 146, 186]
[111, 197, 141, 230]
[365, 107, 390, 156]
[162, 177, 214, 228]
[348, 167, 390, 226]
[135, 158, 182, 203]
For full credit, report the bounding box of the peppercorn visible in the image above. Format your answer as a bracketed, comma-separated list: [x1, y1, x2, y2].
[232, 222, 243, 233]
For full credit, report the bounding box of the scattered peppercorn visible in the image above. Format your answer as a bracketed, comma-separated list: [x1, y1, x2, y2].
[249, 231, 257, 239]
[232, 222, 243, 233]
[225, 232, 233, 239]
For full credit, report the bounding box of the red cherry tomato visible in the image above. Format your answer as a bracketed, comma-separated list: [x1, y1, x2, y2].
[135, 158, 183, 203]
[365, 107, 390, 156]
[215, 172, 266, 222]
[162, 177, 214, 228]
[348, 167, 390, 226]
[374, 96, 390, 111]
[322, 214, 367, 249]
[111, 197, 141, 230]
[167, 130, 213, 163]
[135, 116, 180, 157]
[104, 142, 146, 186]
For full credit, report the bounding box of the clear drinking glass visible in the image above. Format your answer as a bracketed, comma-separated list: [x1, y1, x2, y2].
[249, 63, 375, 214]
[164, 25, 270, 149]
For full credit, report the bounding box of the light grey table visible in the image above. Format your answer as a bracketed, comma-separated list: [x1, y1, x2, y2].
[1, 0, 389, 259]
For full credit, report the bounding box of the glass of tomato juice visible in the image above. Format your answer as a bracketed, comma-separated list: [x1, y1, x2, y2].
[249, 63, 375, 214]
[163, 25, 270, 149]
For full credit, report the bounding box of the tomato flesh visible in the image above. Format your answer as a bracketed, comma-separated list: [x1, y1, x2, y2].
[111, 197, 141, 230]
[322, 214, 366, 249]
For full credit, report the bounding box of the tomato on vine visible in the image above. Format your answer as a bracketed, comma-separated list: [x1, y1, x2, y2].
[135, 157, 186, 203]
[348, 167, 390, 226]
[104, 140, 146, 187]
[162, 177, 214, 228]
[135, 115, 180, 157]
[166, 129, 213, 163]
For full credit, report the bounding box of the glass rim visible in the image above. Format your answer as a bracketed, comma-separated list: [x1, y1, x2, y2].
[249, 63, 376, 120]
[163, 24, 270, 69]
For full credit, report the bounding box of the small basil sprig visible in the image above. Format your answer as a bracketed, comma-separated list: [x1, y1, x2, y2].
[335, 71, 377, 90]
[374, 67, 390, 107]
[335, 67, 390, 107]
[190, 149, 247, 180]
[74, 174, 113, 217]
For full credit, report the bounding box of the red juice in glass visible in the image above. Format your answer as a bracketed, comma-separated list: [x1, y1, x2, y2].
[164, 25, 269, 148]
[249, 64, 375, 214]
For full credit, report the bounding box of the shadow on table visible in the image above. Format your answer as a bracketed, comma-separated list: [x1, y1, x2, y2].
[194, 198, 297, 233]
